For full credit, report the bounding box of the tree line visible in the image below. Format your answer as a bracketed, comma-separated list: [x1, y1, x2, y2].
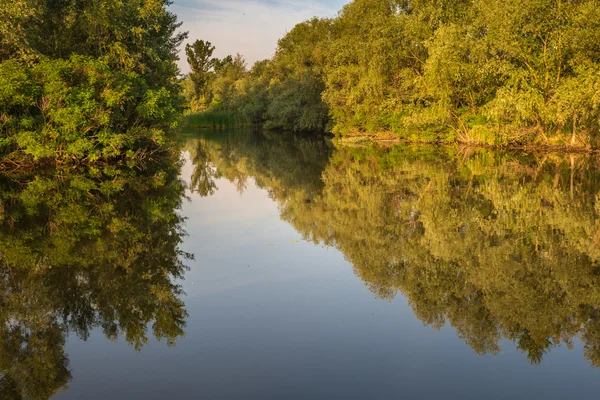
[185, 0, 600, 148]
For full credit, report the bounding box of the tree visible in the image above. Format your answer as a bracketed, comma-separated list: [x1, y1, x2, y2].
[213, 55, 234, 74]
[185, 39, 216, 98]
[210, 53, 247, 111]
[1, 0, 187, 163]
[0, 0, 39, 62]
[263, 18, 331, 132]
[192, 0, 600, 148]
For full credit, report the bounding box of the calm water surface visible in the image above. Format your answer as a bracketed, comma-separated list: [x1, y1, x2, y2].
[3, 130, 600, 399]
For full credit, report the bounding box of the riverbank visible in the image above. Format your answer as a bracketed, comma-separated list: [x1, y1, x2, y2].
[333, 130, 594, 154]
[180, 113, 597, 154]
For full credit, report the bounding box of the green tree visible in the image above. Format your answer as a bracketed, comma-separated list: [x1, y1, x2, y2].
[263, 18, 331, 132]
[1, 0, 187, 163]
[196, 0, 600, 148]
[213, 55, 234, 74]
[210, 53, 247, 111]
[185, 39, 216, 98]
[0, 0, 39, 62]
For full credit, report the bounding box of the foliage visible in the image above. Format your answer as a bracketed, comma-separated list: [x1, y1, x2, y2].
[185, 39, 215, 99]
[0, 0, 187, 163]
[191, 0, 600, 147]
[183, 110, 245, 130]
[180, 49, 247, 113]
[210, 54, 247, 111]
[186, 18, 331, 133]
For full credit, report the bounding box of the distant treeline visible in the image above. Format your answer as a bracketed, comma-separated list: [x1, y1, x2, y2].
[184, 0, 600, 148]
[0, 0, 186, 163]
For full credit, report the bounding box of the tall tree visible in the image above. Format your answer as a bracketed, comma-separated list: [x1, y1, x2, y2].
[185, 39, 216, 97]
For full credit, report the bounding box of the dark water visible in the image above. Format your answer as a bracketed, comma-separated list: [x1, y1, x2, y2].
[3, 130, 600, 399]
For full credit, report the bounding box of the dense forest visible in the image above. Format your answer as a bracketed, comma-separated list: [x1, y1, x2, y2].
[0, 0, 186, 164]
[189, 130, 600, 368]
[184, 0, 600, 149]
[3, 0, 598, 159]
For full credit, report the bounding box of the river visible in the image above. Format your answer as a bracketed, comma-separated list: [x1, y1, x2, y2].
[2, 129, 600, 399]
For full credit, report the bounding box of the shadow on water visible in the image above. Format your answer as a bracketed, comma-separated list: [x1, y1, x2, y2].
[0, 153, 190, 399]
[184, 129, 600, 369]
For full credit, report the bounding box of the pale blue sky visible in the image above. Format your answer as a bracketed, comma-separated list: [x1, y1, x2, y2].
[170, 0, 348, 73]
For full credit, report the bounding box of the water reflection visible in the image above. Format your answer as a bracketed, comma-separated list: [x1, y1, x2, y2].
[189, 130, 600, 369]
[0, 155, 189, 399]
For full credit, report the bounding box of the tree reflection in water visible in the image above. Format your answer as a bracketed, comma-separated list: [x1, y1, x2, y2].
[190, 130, 600, 369]
[0, 153, 190, 399]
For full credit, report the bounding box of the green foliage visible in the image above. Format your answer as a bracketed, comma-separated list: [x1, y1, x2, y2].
[185, 40, 215, 100]
[0, 0, 187, 163]
[210, 54, 247, 111]
[0, 155, 189, 398]
[260, 18, 331, 132]
[0, 0, 39, 62]
[187, 18, 331, 133]
[195, 0, 600, 147]
[322, 0, 409, 134]
[181, 51, 247, 113]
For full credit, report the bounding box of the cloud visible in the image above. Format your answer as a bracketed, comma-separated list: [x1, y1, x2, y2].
[170, 0, 347, 73]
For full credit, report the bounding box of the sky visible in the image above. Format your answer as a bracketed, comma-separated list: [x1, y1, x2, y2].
[169, 0, 348, 73]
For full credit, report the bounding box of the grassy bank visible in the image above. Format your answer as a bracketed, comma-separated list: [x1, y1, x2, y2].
[334, 126, 594, 153]
[180, 110, 595, 153]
